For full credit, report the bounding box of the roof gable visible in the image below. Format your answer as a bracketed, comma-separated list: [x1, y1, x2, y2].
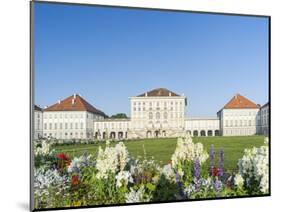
[137, 88, 180, 97]
[223, 94, 258, 109]
[44, 94, 106, 116]
[34, 105, 42, 111]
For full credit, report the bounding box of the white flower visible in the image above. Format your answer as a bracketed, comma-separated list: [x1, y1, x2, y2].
[34, 168, 69, 199]
[171, 134, 208, 168]
[68, 154, 91, 173]
[116, 171, 133, 187]
[125, 185, 149, 203]
[161, 164, 175, 180]
[96, 141, 129, 179]
[34, 140, 53, 156]
[234, 173, 244, 188]
[237, 142, 269, 193]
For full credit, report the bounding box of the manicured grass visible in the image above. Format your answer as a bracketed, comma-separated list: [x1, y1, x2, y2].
[53, 136, 265, 171]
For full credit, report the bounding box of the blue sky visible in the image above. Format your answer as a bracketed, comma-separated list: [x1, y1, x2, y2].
[34, 2, 269, 117]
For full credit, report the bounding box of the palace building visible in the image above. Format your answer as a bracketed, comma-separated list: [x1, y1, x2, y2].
[34, 88, 269, 140]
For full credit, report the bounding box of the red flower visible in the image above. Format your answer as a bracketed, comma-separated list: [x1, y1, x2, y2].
[71, 175, 79, 186]
[57, 153, 69, 161]
[212, 167, 219, 177]
[57, 153, 71, 167]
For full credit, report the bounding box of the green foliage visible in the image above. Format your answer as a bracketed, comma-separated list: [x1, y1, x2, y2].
[109, 113, 128, 119]
[53, 136, 265, 171]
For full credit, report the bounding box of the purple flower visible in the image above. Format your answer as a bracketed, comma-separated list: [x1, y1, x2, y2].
[176, 172, 185, 199]
[219, 148, 224, 176]
[213, 179, 223, 192]
[210, 145, 215, 166]
[175, 172, 181, 183]
[193, 158, 200, 180]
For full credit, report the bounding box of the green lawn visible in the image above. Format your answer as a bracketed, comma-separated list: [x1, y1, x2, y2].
[53, 136, 265, 171]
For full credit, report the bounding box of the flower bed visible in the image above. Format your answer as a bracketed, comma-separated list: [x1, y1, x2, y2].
[33, 134, 269, 209]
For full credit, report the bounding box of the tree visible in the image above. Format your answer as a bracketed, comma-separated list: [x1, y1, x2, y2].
[110, 113, 128, 119]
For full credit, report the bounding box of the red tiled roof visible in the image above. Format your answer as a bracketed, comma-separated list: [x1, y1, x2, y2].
[223, 94, 259, 109]
[44, 94, 106, 116]
[137, 88, 180, 97]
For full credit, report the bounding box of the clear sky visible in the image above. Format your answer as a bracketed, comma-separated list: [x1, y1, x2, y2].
[34, 2, 269, 117]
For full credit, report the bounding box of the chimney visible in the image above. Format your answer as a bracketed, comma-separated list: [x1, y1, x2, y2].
[72, 98, 75, 105]
[44, 106, 48, 109]
[169, 92, 171, 96]
[74, 93, 76, 99]
[145, 92, 148, 97]
[58, 100, 61, 104]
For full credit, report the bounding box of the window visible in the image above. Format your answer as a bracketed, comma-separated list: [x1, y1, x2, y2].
[75, 123, 78, 129]
[149, 112, 153, 119]
[156, 112, 160, 119]
[235, 120, 238, 126]
[249, 120, 251, 126]
[81, 123, 83, 129]
[49, 123, 52, 130]
[230, 120, 233, 126]
[70, 123, 73, 129]
[225, 120, 228, 127]
[65, 123, 68, 129]
[164, 112, 168, 119]
[54, 123, 57, 130]
[60, 123, 62, 129]
[44, 123, 47, 130]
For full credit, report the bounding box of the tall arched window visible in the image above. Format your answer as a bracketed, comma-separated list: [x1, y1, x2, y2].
[149, 112, 153, 119]
[164, 112, 168, 119]
[156, 112, 160, 119]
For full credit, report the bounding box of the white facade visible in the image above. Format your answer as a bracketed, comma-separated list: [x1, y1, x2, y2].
[129, 94, 186, 138]
[35, 90, 269, 140]
[217, 108, 260, 136]
[34, 106, 43, 139]
[185, 117, 220, 136]
[260, 103, 269, 135]
[43, 111, 104, 140]
[94, 119, 130, 140]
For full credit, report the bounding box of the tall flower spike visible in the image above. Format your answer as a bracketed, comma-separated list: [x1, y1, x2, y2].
[219, 147, 224, 176]
[209, 144, 215, 168]
[193, 158, 201, 180]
